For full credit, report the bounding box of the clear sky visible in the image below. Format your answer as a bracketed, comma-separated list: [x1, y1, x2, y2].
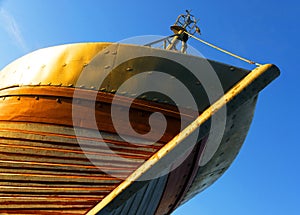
[0, 0, 299, 215]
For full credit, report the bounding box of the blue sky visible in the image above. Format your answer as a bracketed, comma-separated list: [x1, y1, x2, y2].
[0, 0, 299, 214]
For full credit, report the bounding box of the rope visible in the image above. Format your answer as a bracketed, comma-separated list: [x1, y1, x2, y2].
[184, 31, 262, 66]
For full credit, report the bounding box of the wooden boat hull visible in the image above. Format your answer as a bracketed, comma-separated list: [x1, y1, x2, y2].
[0, 43, 280, 214]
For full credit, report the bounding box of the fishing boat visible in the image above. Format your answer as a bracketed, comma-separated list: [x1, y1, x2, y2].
[0, 11, 279, 214]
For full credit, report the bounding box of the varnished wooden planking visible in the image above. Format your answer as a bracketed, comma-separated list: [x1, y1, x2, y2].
[0, 122, 167, 213]
[0, 86, 194, 143]
[0, 86, 186, 213]
[0, 124, 161, 157]
[0, 210, 90, 215]
[0, 86, 195, 119]
[0, 197, 96, 208]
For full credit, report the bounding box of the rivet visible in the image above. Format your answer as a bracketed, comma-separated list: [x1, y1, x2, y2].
[140, 95, 147, 99]
[37, 82, 41, 86]
[196, 81, 201, 85]
[83, 63, 88, 67]
[17, 96, 20, 100]
[2, 97, 5, 100]
[104, 50, 110, 54]
[100, 88, 106, 91]
[56, 98, 61, 103]
[110, 89, 116, 94]
[147, 71, 153, 75]
[230, 67, 235, 71]
[48, 82, 51, 86]
[131, 93, 137, 97]
[90, 86, 95, 90]
[58, 83, 62, 86]
[104, 65, 110, 69]
[35, 96, 39, 100]
[126, 67, 133, 72]
[80, 85, 85, 88]
[62, 63, 67, 67]
[152, 98, 158, 102]
[68, 84, 73, 87]
[112, 51, 117, 55]
[120, 91, 127, 95]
